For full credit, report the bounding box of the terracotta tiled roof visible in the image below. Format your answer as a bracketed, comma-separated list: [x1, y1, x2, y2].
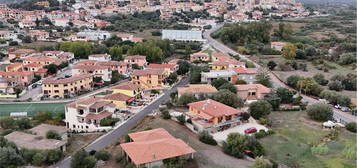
[191, 52, 209, 57]
[147, 64, 176, 69]
[128, 128, 174, 142]
[89, 54, 109, 57]
[235, 84, 271, 94]
[110, 81, 140, 91]
[0, 71, 34, 76]
[125, 55, 146, 60]
[188, 99, 241, 119]
[23, 63, 43, 68]
[212, 52, 229, 58]
[43, 74, 92, 85]
[120, 128, 195, 166]
[103, 93, 134, 102]
[132, 69, 165, 76]
[232, 67, 257, 74]
[177, 84, 217, 95]
[85, 111, 112, 120]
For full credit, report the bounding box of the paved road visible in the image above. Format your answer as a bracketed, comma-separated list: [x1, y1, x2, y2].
[53, 77, 190, 168]
[204, 24, 357, 124]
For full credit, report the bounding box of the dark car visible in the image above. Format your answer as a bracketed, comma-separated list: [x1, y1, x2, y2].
[32, 84, 37, 89]
[244, 127, 257, 134]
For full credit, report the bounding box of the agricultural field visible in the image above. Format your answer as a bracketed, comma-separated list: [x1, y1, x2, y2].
[0, 102, 67, 116]
[261, 111, 356, 168]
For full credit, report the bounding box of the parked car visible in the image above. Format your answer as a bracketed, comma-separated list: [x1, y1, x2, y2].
[65, 74, 72, 78]
[341, 107, 350, 112]
[31, 84, 37, 89]
[334, 104, 341, 109]
[244, 127, 257, 134]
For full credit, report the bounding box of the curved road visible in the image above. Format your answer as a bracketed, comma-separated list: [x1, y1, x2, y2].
[204, 24, 356, 124]
[53, 77, 189, 168]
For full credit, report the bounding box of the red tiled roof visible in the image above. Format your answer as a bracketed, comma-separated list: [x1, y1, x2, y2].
[147, 64, 176, 69]
[43, 74, 92, 84]
[85, 111, 112, 120]
[125, 55, 146, 60]
[232, 67, 257, 74]
[128, 128, 174, 142]
[110, 81, 140, 91]
[188, 99, 241, 119]
[103, 93, 134, 102]
[235, 84, 271, 94]
[132, 69, 165, 76]
[177, 84, 217, 95]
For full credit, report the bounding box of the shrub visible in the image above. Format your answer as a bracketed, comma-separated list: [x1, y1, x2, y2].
[198, 131, 217, 145]
[267, 61, 277, 70]
[240, 112, 250, 121]
[176, 114, 186, 125]
[311, 145, 329, 155]
[32, 152, 46, 166]
[319, 90, 351, 106]
[186, 118, 192, 124]
[346, 122, 357, 133]
[328, 81, 344, 91]
[313, 73, 329, 86]
[177, 94, 198, 106]
[286, 75, 302, 88]
[306, 103, 333, 121]
[259, 118, 268, 125]
[46, 130, 62, 140]
[94, 150, 111, 161]
[254, 130, 267, 139]
[160, 109, 171, 120]
[100, 118, 120, 127]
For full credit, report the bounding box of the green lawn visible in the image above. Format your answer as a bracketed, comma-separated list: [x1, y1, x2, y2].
[0, 102, 68, 117]
[260, 111, 356, 168]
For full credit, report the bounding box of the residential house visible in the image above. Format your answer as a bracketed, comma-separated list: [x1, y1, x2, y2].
[187, 99, 242, 133]
[88, 53, 111, 61]
[147, 63, 177, 76]
[235, 84, 271, 102]
[0, 71, 34, 86]
[211, 52, 230, 62]
[4, 124, 67, 151]
[28, 30, 50, 41]
[201, 70, 237, 84]
[8, 48, 36, 60]
[232, 67, 257, 84]
[120, 128, 195, 168]
[271, 42, 285, 51]
[42, 74, 93, 98]
[97, 61, 130, 74]
[110, 81, 142, 98]
[5, 63, 23, 72]
[131, 69, 166, 89]
[103, 93, 135, 108]
[190, 51, 210, 62]
[177, 84, 217, 98]
[124, 55, 147, 67]
[0, 77, 16, 94]
[65, 96, 117, 132]
[53, 18, 69, 27]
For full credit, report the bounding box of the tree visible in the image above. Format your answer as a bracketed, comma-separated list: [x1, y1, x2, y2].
[276, 87, 295, 104]
[251, 157, 273, 168]
[267, 61, 277, 70]
[249, 100, 272, 119]
[211, 78, 229, 89]
[22, 36, 32, 43]
[160, 108, 171, 119]
[177, 94, 198, 106]
[0, 117, 16, 129]
[282, 43, 296, 60]
[313, 73, 329, 86]
[306, 103, 333, 121]
[222, 133, 246, 158]
[212, 90, 244, 108]
[109, 47, 123, 61]
[94, 150, 111, 161]
[44, 64, 58, 75]
[165, 72, 178, 85]
[71, 149, 96, 168]
[111, 70, 124, 84]
[0, 146, 25, 167]
[32, 152, 46, 166]
[93, 77, 102, 83]
[345, 122, 357, 133]
[297, 77, 322, 96]
[264, 93, 281, 110]
[14, 88, 23, 98]
[198, 131, 217, 145]
[255, 69, 272, 88]
[240, 112, 251, 121]
[45, 150, 63, 164]
[59, 42, 92, 59]
[177, 60, 190, 75]
[17, 118, 32, 130]
[46, 130, 62, 140]
[273, 22, 293, 40]
[218, 82, 237, 93]
[128, 42, 164, 63]
[342, 76, 357, 91]
[319, 90, 351, 106]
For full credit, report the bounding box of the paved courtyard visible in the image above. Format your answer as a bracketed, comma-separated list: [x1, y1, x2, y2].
[212, 122, 268, 143]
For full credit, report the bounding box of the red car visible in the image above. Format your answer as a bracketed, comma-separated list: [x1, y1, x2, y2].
[244, 127, 257, 134]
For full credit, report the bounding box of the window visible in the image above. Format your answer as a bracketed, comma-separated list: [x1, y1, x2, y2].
[54, 85, 59, 87]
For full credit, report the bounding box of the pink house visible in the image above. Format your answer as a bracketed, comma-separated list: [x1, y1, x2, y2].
[0, 71, 34, 86]
[124, 55, 147, 67]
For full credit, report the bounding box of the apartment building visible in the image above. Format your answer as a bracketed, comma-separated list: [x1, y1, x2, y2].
[42, 74, 93, 98]
[131, 69, 166, 89]
[124, 55, 147, 67]
[72, 64, 112, 82]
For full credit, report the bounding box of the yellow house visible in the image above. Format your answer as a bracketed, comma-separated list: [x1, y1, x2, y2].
[110, 81, 141, 98]
[211, 61, 229, 70]
[42, 74, 93, 98]
[103, 93, 134, 108]
[131, 69, 166, 89]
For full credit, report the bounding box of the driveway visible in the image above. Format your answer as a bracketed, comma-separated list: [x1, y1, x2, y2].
[213, 123, 268, 143]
